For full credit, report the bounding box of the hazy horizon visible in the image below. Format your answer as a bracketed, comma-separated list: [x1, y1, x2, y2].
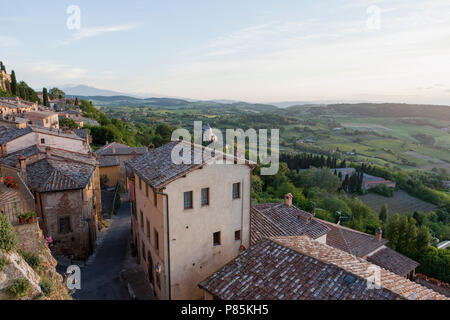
[2, 0, 450, 105]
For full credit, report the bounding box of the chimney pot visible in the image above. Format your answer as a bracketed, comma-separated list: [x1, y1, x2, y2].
[284, 193, 293, 207]
[376, 228, 383, 241]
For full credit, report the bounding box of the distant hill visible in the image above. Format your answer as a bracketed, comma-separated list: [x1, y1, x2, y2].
[61, 85, 129, 97]
[67, 95, 279, 112]
[328, 103, 450, 121]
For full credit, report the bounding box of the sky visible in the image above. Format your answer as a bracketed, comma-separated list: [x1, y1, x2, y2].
[1, 0, 450, 104]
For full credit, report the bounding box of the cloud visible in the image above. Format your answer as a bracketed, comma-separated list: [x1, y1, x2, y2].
[53, 23, 140, 47]
[0, 35, 22, 47]
[30, 62, 87, 80]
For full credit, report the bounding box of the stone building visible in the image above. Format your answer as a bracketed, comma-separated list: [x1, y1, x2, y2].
[0, 145, 102, 260]
[126, 141, 256, 300]
[17, 110, 59, 129]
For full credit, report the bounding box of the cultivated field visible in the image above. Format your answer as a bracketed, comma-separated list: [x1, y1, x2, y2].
[358, 190, 437, 215]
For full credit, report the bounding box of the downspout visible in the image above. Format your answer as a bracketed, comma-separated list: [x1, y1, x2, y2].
[155, 189, 171, 300]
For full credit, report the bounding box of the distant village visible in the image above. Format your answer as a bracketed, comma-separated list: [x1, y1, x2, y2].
[0, 66, 448, 300]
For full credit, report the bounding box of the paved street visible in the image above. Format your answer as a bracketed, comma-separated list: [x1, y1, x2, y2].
[73, 201, 131, 300]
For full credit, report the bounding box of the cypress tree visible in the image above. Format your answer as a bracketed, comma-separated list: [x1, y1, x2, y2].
[10, 70, 17, 96]
[379, 204, 388, 223]
[43, 88, 49, 106]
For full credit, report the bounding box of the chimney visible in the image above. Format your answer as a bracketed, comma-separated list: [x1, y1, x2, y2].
[18, 155, 27, 181]
[0, 144, 6, 157]
[376, 228, 383, 241]
[147, 144, 155, 152]
[284, 193, 293, 207]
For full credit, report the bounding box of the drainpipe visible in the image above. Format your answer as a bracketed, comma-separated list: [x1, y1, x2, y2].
[155, 189, 171, 300]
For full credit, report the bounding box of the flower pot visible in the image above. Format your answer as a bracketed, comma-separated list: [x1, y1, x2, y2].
[28, 216, 36, 223]
[18, 217, 27, 224]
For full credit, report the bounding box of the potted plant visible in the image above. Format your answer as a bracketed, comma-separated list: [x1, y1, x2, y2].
[17, 213, 28, 224]
[27, 212, 37, 223]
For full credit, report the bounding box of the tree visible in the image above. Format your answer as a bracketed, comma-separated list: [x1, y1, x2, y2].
[49, 88, 65, 100]
[59, 117, 78, 129]
[416, 225, 432, 253]
[10, 70, 17, 96]
[379, 203, 388, 223]
[0, 61, 5, 72]
[43, 88, 49, 106]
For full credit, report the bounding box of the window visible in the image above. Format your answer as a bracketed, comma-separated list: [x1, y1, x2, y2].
[146, 184, 149, 198]
[142, 241, 146, 261]
[146, 219, 150, 240]
[213, 231, 221, 246]
[154, 229, 159, 253]
[201, 188, 209, 206]
[184, 191, 193, 209]
[153, 191, 157, 208]
[156, 273, 161, 289]
[59, 217, 71, 234]
[235, 230, 241, 241]
[139, 177, 142, 190]
[40, 138, 45, 144]
[140, 210, 144, 230]
[232, 183, 240, 199]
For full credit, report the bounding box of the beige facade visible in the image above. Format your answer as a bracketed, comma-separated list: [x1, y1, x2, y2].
[99, 165, 120, 188]
[19, 111, 59, 129]
[131, 161, 252, 300]
[2, 128, 90, 156]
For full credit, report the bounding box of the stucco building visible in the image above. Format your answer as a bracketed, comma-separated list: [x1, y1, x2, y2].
[0, 145, 102, 260]
[95, 142, 147, 190]
[126, 141, 256, 300]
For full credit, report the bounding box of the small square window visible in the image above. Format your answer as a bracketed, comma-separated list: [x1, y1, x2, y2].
[184, 191, 193, 209]
[235, 230, 241, 241]
[201, 188, 209, 206]
[213, 231, 221, 246]
[40, 138, 45, 144]
[232, 183, 240, 199]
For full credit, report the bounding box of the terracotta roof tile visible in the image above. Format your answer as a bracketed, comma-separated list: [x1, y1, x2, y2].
[199, 238, 403, 300]
[272, 236, 447, 300]
[367, 247, 420, 277]
[250, 204, 330, 244]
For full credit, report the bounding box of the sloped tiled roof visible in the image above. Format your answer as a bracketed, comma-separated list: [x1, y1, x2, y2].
[0, 126, 32, 144]
[0, 145, 40, 167]
[94, 142, 147, 156]
[199, 238, 403, 300]
[315, 218, 388, 257]
[367, 247, 420, 277]
[273, 236, 447, 300]
[26, 158, 95, 192]
[99, 156, 120, 168]
[73, 129, 88, 139]
[127, 141, 255, 189]
[250, 203, 330, 244]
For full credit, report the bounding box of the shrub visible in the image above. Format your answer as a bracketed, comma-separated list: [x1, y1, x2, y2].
[39, 277, 54, 297]
[0, 215, 18, 253]
[370, 184, 394, 197]
[20, 251, 42, 273]
[0, 256, 9, 272]
[3, 278, 31, 299]
[102, 220, 109, 228]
